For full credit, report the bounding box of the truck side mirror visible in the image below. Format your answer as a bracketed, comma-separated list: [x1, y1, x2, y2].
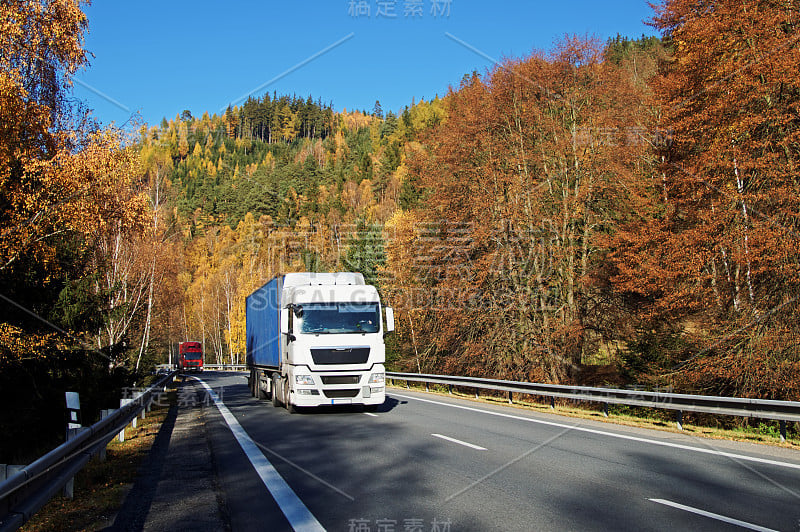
[280, 308, 290, 335]
[280, 308, 296, 342]
[385, 307, 395, 334]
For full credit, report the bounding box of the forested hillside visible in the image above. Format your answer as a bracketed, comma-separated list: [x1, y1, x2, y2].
[3, 0, 800, 461]
[141, 91, 446, 366]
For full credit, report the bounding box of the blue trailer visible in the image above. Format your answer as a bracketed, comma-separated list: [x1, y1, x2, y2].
[246, 276, 283, 370]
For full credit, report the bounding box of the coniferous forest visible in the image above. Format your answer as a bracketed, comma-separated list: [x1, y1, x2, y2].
[2, 0, 800, 460]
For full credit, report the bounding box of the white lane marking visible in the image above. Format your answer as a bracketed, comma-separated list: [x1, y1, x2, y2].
[192, 377, 325, 532]
[391, 393, 800, 471]
[649, 499, 778, 532]
[432, 433, 488, 451]
[364, 412, 379, 417]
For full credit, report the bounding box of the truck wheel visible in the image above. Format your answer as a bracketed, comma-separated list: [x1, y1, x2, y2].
[284, 381, 297, 414]
[271, 376, 282, 407]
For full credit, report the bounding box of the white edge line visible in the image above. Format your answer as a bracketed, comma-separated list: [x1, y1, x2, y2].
[391, 393, 800, 471]
[649, 498, 779, 532]
[432, 433, 488, 451]
[191, 377, 325, 532]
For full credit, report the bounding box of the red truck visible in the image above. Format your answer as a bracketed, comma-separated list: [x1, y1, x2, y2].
[178, 341, 204, 372]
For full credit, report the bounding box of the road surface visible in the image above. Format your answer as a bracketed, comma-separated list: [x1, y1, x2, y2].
[192, 372, 800, 531]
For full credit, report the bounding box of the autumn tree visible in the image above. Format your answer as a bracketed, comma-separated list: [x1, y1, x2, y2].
[0, 0, 89, 270]
[0, 0, 158, 459]
[178, 121, 190, 159]
[387, 37, 654, 382]
[612, 0, 800, 398]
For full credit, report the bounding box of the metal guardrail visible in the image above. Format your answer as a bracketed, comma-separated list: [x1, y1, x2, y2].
[203, 364, 247, 371]
[386, 372, 800, 440]
[0, 372, 177, 532]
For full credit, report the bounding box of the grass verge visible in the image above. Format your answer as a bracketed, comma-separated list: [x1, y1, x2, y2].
[19, 386, 177, 532]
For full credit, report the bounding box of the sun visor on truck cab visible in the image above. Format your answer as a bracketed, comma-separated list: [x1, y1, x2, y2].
[288, 284, 380, 305]
[281, 272, 365, 287]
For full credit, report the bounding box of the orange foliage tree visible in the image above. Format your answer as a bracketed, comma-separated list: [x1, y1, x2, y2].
[612, 0, 800, 398]
[1, 1, 149, 362]
[386, 37, 654, 382]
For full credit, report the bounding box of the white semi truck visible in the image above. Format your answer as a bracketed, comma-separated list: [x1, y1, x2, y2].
[246, 272, 394, 412]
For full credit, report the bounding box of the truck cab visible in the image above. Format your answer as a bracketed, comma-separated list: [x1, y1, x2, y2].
[179, 341, 204, 372]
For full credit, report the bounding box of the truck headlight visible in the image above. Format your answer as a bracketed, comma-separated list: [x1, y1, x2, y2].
[295, 375, 315, 385]
[368, 373, 385, 384]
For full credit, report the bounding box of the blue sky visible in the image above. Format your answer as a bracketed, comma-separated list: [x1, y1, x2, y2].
[75, 0, 658, 128]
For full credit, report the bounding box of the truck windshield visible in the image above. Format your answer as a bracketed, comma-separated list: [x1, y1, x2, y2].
[184, 352, 202, 360]
[299, 303, 380, 334]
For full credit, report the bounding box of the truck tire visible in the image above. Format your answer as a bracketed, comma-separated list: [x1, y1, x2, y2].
[272, 375, 282, 407]
[284, 381, 297, 414]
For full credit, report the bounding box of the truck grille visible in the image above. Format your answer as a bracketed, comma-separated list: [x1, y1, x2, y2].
[322, 389, 360, 399]
[311, 347, 370, 365]
[321, 375, 361, 385]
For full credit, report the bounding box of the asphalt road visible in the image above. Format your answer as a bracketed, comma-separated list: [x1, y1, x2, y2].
[195, 371, 800, 532]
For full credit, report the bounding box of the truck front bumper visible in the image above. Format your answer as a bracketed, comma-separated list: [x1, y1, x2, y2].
[291, 385, 385, 407]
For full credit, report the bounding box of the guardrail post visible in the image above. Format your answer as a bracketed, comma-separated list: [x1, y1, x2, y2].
[508, 392, 513, 404]
[119, 398, 133, 441]
[676, 410, 684, 430]
[603, 403, 609, 417]
[780, 420, 787, 442]
[448, 385, 453, 395]
[475, 389, 479, 399]
[99, 410, 112, 461]
[550, 397, 555, 410]
[63, 427, 88, 499]
[425, 383, 429, 392]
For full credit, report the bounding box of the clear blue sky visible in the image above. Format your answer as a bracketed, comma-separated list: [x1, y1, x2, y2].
[75, 0, 659, 128]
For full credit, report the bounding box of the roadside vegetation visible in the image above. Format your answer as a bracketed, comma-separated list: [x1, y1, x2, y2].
[19, 388, 176, 532]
